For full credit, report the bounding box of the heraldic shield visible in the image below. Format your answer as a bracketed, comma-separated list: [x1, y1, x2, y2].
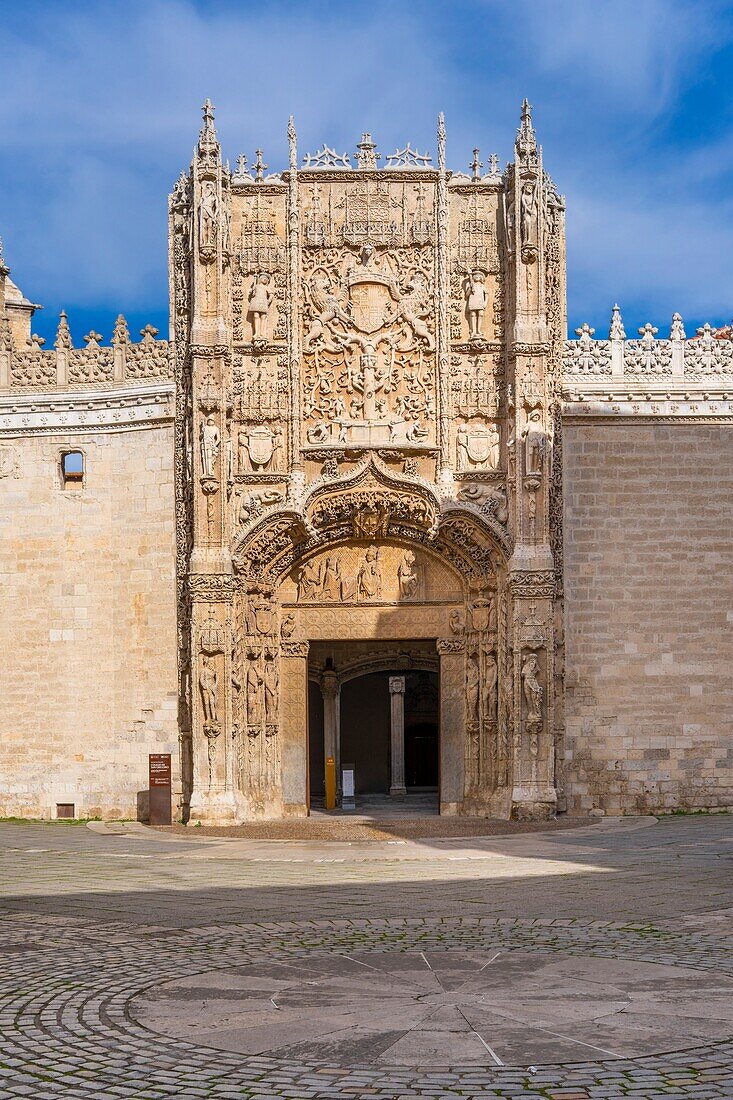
[464, 426, 493, 465]
[347, 273, 395, 334]
[245, 426, 275, 468]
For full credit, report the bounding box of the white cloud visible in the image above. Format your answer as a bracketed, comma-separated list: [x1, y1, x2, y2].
[0, 0, 731, 335]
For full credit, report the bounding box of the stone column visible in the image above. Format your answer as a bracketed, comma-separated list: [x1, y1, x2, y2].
[279, 640, 309, 817]
[321, 668, 340, 797]
[437, 639, 466, 814]
[389, 675, 406, 797]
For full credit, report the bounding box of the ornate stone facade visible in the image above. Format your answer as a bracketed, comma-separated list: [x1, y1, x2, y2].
[0, 101, 731, 822]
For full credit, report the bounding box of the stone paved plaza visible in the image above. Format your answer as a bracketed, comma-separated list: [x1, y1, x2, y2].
[1, 814, 733, 1098]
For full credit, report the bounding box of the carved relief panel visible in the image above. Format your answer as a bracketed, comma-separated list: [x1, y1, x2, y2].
[300, 176, 438, 453]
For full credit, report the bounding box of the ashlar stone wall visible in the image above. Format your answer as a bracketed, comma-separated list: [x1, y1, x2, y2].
[562, 421, 733, 814]
[0, 424, 179, 819]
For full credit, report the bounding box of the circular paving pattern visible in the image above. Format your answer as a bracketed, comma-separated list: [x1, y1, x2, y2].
[129, 947, 733, 1068]
[3, 916, 733, 1098]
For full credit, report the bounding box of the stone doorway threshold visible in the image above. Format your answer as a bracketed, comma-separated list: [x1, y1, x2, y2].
[310, 790, 440, 819]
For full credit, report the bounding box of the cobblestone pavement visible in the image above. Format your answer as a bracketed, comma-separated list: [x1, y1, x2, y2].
[0, 814, 732, 1098]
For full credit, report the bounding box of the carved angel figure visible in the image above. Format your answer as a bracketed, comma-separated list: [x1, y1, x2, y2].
[521, 653, 543, 721]
[199, 655, 218, 723]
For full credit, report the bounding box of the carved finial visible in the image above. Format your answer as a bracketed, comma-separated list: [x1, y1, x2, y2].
[609, 303, 626, 341]
[235, 154, 248, 177]
[197, 99, 220, 162]
[638, 322, 658, 347]
[0, 237, 6, 272]
[288, 116, 297, 171]
[28, 334, 46, 350]
[670, 312, 686, 341]
[488, 153, 500, 177]
[437, 113, 446, 172]
[355, 132, 380, 170]
[83, 330, 103, 348]
[515, 97, 538, 159]
[55, 310, 72, 350]
[575, 322, 595, 344]
[470, 148, 483, 183]
[201, 98, 216, 137]
[253, 149, 268, 182]
[112, 315, 130, 345]
[140, 323, 159, 342]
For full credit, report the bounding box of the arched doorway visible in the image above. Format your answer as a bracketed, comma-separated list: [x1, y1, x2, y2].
[308, 648, 440, 810]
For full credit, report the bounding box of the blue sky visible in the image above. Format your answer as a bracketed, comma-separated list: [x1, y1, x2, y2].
[2, 0, 732, 346]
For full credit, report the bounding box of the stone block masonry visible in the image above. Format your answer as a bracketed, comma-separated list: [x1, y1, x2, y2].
[563, 422, 733, 814]
[0, 423, 179, 819]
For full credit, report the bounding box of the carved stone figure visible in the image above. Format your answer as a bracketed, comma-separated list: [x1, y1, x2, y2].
[199, 655, 218, 723]
[398, 271, 435, 350]
[521, 653, 543, 721]
[483, 652, 498, 721]
[356, 545, 382, 600]
[466, 270, 488, 340]
[397, 549, 419, 599]
[297, 558, 322, 600]
[522, 409, 547, 476]
[248, 274, 274, 342]
[466, 653, 480, 723]
[199, 182, 218, 251]
[321, 554, 342, 600]
[200, 416, 220, 479]
[280, 613, 296, 639]
[520, 180, 536, 247]
[264, 659, 279, 724]
[246, 660, 264, 727]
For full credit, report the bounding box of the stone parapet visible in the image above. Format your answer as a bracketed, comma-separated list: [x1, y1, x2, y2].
[561, 309, 733, 419]
[0, 315, 172, 391]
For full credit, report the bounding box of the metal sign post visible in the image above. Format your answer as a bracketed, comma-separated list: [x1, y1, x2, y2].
[149, 753, 172, 825]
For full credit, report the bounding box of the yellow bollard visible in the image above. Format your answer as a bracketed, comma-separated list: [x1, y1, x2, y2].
[325, 756, 336, 810]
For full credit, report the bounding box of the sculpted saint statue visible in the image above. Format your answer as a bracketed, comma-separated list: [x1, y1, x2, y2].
[466, 654, 480, 723]
[520, 180, 536, 246]
[199, 655, 218, 723]
[199, 181, 218, 250]
[522, 409, 547, 477]
[248, 274, 274, 341]
[246, 660, 264, 727]
[200, 416, 220, 479]
[356, 545, 382, 600]
[466, 270, 488, 339]
[264, 660, 279, 725]
[483, 653, 498, 721]
[320, 554, 342, 601]
[297, 558, 322, 600]
[397, 549, 419, 599]
[521, 653, 543, 721]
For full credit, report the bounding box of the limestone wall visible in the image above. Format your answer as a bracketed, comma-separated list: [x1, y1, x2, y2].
[562, 421, 733, 814]
[0, 419, 179, 820]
